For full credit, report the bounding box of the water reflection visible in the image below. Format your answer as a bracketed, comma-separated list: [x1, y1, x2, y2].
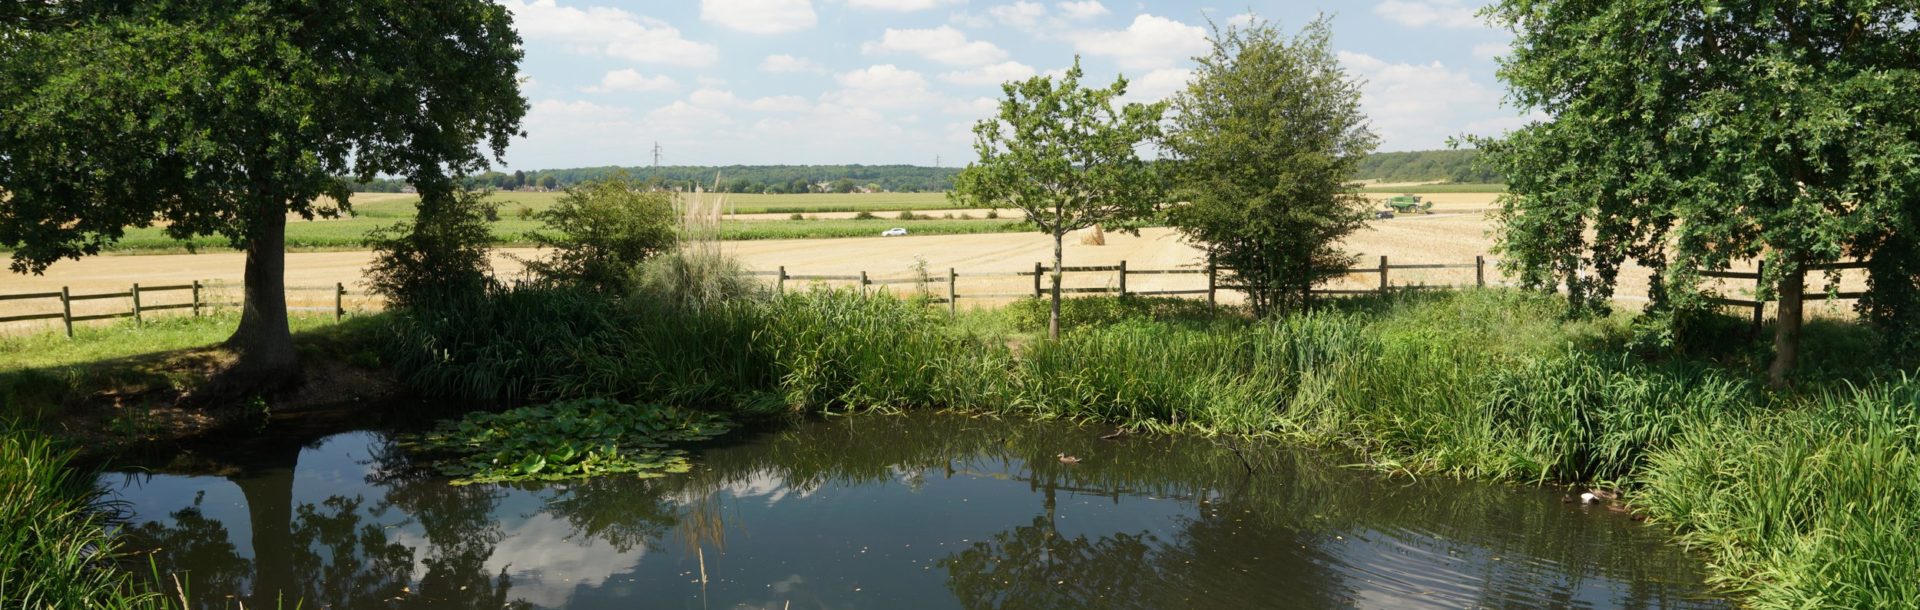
[106, 412, 1728, 609]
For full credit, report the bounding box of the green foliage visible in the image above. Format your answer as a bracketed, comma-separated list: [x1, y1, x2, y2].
[852, 211, 878, 220]
[406, 398, 733, 485]
[0, 426, 173, 609]
[952, 56, 1167, 339]
[0, 0, 526, 378]
[1476, 0, 1920, 383]
[364, 187, 498, 309]
[631, 248, 764, 312]
[522, 172, 677, 291]
[1353, 150, 1501, 183]
[1163, 16, 1377, 317]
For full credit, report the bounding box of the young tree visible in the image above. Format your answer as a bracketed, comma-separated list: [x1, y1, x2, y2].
[522, 172, 678, 291]
[540, 175, 560, 191]
[951, 58, 1166, 340]
[1163, 16, 1376, 317]
[0, 0, 526, 392]
[1477, 1, 1920, 387]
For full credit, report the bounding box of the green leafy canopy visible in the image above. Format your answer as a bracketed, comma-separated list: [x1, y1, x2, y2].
[0, 0, 529, 272]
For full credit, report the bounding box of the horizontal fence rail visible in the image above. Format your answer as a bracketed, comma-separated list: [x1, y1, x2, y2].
[0, 280, 357, 337]
[1698, 260, 1872, 338]
[763, 255, 1499, 314]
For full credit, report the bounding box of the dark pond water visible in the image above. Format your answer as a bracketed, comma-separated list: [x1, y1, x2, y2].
[104, 412, 1729, 609]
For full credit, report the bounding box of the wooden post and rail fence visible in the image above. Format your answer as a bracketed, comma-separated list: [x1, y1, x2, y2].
[1701, 260, 1871, 338]
[759, 255, 1495, 313]
[0, 256, 1872, 335]
[0, 281, 353, 338]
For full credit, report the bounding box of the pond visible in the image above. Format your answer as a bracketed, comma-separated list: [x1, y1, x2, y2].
[104, 411, 1729, 609]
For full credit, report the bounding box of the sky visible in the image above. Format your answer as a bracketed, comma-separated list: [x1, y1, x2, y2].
[499, 0, 1530, 170]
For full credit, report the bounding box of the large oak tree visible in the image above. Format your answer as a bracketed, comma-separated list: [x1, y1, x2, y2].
[0, 0, 527, 391]
[1477, 0, 1920, 387]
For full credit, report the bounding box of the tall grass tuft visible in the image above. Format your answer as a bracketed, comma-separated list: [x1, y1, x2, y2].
[0, 426, 170, 609]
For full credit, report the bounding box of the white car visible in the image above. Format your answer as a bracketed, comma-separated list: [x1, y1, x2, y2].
[881, 227, 908, 237]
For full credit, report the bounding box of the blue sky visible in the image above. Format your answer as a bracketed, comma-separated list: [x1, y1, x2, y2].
[499, 0, 1528, 170]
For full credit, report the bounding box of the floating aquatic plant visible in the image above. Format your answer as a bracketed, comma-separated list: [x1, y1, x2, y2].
[406, 398, 733, 485]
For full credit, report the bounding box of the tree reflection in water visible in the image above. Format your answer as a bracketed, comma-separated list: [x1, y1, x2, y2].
[109, 412, 1725, 610]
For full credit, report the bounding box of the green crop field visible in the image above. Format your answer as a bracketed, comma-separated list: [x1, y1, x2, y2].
[350, 191, 966, 219]
[77, 212, 1030, 254]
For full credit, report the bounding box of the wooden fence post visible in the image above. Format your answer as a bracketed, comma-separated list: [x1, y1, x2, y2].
[947, 268, 958, 316]
[335, 282, 346, 321]
[1118, 260, 1128, 297]
[777, 266, 787, 295]
[1033, 262, 1043, 298]
[1750, 260, 1767, 340]
[1206, 262, 1218, 307]
[1475, 255, 1486, 288]
[191, 280, 202, 317]
[860, 271, 869, 296]
[60, 286, 73, 338]
[131, 283, 143, 326]
[1379, 256, 1390, 293]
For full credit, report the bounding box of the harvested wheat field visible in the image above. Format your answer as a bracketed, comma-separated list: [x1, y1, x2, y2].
[0, 209, 1865, 329]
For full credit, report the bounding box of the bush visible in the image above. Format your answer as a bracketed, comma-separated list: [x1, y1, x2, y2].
[853, 211, 877, 220]
[523, 171, 677, 291]
[985, 210, 999, 219]
[631, 248, 763, 312]
[897, 211, 918, 221]
[364, 185, 497, 309]
[789, 213, 805, 221]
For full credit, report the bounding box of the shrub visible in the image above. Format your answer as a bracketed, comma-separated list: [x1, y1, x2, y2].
[364, 186, 497, 309]
[985, 210, 999, 219]
[853, 211, 878, 220]
[789, 213, 805, 221]
[897, 211, 918, 221]
[523, 171, 677, 291]
[631, 248, 763, 312]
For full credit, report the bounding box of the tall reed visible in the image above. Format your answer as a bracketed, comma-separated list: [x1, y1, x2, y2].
[0, 426, 170, 609]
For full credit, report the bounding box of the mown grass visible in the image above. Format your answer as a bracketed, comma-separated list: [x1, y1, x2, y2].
[372, 285, 1913, 608]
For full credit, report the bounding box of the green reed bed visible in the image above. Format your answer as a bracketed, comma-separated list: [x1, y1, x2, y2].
[373, 284, 1916, 608]
[0, 427, 172, 610]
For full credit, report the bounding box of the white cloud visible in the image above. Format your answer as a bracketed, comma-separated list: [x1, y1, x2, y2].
[1471, 42, 1509, 60]
[862, 26, 1010, 66]
[501, 0, 718, 66]
[941, 61, 1037, 86]
[1056, 0, 1108, 19]
[1122, 67, 1191, 102]
[646, 100, 735, 128]
[687, 88, 813, 112]
[846, 0, 963, 10]
[831, 64, 938, 108]
[1070, 14, 1208, 70]
[761, 54, 826, 73]
[701, 0, 818, 34]
[1374, 0, 1485, 29]
[581, 69, 679, 93]
[988, 1, 1046, 28]
[1338, 51, 1502, 150]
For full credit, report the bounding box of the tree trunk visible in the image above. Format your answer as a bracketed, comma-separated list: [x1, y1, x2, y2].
[235, 444, 300, 607]
[1050, 227, 1063, 341]
[1768, 268, 1805, 389]
[223, 210, 302, 393]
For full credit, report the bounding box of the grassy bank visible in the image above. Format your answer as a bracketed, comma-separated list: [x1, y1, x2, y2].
[9, 282, 1914, 607]
[376, 284, 1912, 608]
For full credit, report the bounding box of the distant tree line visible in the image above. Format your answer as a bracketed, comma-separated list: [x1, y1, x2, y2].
[344, 152, 1501, 195]
[1352, 150, 1503, 183]
[345, 165, 962, 194]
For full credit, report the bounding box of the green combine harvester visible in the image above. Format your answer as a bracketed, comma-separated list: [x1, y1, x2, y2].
[1384, 194, 1434, 215]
